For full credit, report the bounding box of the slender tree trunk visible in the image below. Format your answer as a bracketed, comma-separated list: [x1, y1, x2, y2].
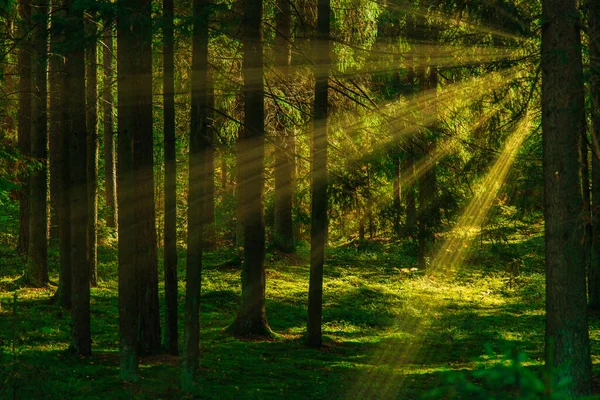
[588, 0, 600, 310]
[17, 0, 31, 257]
[86, 18, 99, 287]
[65, 0, 91, 356]
[273, 0, 295, 253]
[163, 0, 178, 357]
[182, 0, 209, 385]
[50, 1, 71, 309]
[204, 77, 216, 250]
[393, 155, 401, 237]
[306, 0, 330, 347]
[133, 0, 161, 355]
[103, 23, 117, 229]
[48, 7, 61, 241]
[228, 0, 270, 337]
[26, 0, 49, 287]
[542, 0, 592, 395]
[117, 0, 139, 380]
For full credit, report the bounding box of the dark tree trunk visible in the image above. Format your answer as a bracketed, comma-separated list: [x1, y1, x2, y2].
[183, 0, 209, 385]
[103, 22, 117, 229]
[117, 0, 139, 380]
[273, 0, 295, 253]
[86, 18, 99, 287]
[50, 1, 71, 309]
[163, 0, 178, 357]
[235, 136, 244, 250]
[26, 0, 49, 287]
[17, 0, 31, 257]
[589, 0, 600, 310]
[133, 0, 161, 355]
[228, 0, 270, 337]
[65, 0, 91, 356]
[204, 78, 216, 250]
[306, 0, 330, 347]
[48, 7, 61, 241]
[542, 0, 592, 395]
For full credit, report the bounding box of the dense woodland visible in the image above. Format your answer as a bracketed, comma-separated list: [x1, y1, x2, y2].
[1, 0, 600, 397]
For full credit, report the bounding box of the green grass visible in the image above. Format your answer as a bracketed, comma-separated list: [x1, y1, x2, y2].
[1, 219, 599, 399]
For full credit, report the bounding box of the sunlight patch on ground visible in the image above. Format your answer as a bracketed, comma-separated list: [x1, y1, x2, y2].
[346, 114, 531, 399]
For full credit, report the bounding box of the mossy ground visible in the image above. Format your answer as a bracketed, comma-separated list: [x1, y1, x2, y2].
[1, 216, 600, 399]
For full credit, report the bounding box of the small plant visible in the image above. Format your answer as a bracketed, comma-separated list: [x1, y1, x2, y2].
[423, 345, 592, 400]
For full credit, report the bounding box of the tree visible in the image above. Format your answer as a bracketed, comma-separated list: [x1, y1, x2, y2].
[228, 0, 270, 337]
[306, 0, 331, 347]
[86, 17, 99, 287]
[48, 0, 62, 241]
[132, 0, 161, 354]
[103, 22, 117, 229]
[587, 0, 600, 310]
[163, 0, 178, 357]
[50, 0, 71, 309]
[542, 0, 592, 395]
[273, 0, 295, 253]
[25, 0, 49, 287]
[183, 0, 209, 384]
[17, 0, 31, 257]
[117, 0, 139, 380]
[65, 0, 91, 356]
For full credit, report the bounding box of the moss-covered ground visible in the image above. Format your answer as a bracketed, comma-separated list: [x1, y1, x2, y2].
[1, 213, 600, 399]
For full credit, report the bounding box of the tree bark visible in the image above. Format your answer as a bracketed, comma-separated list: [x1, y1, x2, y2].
[306, 0, 330, 347]
[183, 0, 209, 384]
[133, 0, 161, 355]
[587, 0, 600, 310]
[204, 77, 216, 250]
[86, 18, 99, 287]
[48, 5, 61, 241]
[26, 0, 49, 287]
[65, 0, 91, 356]
[50, 0, 71, 309]
[228, 0, 270, 337]
[103, 23, 117, 229]
[117, 0, 139, 380]
[163, 0, 178, 357]
[542, 0, 592, 395]
[17, 0, 31, 257]
[273, 0, 295, 253]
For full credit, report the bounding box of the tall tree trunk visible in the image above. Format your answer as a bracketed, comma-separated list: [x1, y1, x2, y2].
[183, 0, 209, 385]
[403, 13, 417, 238]
[306, 0, 330, 347]
[588, 0, 600, 310]
[133, 0, 161, 355]
[26, 0, 49, 287]
[50, 0, 71, 309]
[17, 0, 31, 257]
[117, 0, 139, 380]
[103, 23, 117, 229]
[204, 77, 216, 250]
[228, 0, 270, 337]
[48, 5, 61, 241]
[273, 0, 295, 253]
[542, 0, 592, 395]
[86, 18, 99, 287]
[163, 0, 178, 357]
[65, 0, 91, 356]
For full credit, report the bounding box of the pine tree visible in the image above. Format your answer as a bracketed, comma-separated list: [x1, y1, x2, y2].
[542, 0, 592, 395]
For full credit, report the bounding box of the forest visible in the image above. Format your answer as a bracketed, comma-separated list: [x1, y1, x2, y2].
[1, 0, 599, 397]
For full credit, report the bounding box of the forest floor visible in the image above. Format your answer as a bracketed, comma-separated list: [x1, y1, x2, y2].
[1, 214, 600, 399]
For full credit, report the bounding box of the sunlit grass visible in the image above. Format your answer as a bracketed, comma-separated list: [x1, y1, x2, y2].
[347, 114, 531, 399]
